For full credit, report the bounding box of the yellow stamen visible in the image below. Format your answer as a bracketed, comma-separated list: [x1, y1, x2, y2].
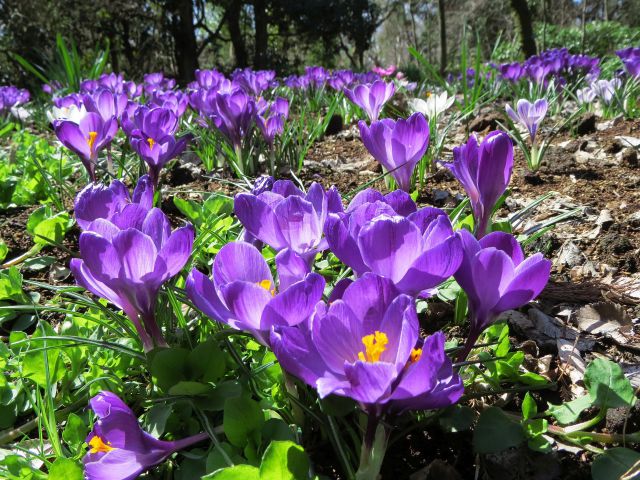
[410, 348, 423, 364]
[88, 435, 114, 454]
[426, 91, 432, 98]
[257, 279, 276, 296]
[357, 331, 388, 363]
[147, 137, 155, 149]
[87, 131, 98, 153]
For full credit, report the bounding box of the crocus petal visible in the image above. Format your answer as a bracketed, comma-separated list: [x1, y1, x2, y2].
[213, 241, 272, 286]
[113, 229, 158, 282]
[340, 273, 399, 334]
[185, 269, 241, 329]
[275, 248, 311, 291]
[234, 194, 287, 250]
[158, 225, 194, 277]
[312, 301, 364, 373]
[358, 215, 421, 283]
[261, 272, 325, 330]
[219, 281, 272, 330]
[271, 325, 328, 386]
[324, 213, 369, 276]
[493, 253, 551, 312]
[343, 361, 397, 404]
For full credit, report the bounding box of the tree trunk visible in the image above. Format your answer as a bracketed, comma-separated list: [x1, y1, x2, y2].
[438, 0, 447, 74]
[510, 0, 537, 58]
[253, 0, 268, 68]
[227, 0, 248, 67]
[167, 0, 199, 84]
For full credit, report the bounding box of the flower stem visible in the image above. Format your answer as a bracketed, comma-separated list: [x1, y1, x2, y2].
[355, 413, 388, 480]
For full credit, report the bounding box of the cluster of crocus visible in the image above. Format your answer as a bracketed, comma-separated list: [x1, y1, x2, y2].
[497, 48, 600, 85]
[324, 190, 462, 296]
[83, 391, 208, 480]
[616, 47, 640, 79]
[358, 112, 430, 192]
[0, 85, 30, 119]
[344, 80, 395, 122]
[70, 176, 194, 351]
[125, 106, 190, 186]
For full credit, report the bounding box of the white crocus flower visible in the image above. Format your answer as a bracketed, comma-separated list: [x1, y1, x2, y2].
[47, 104, 87, 125]
[408, 91, 455, 122]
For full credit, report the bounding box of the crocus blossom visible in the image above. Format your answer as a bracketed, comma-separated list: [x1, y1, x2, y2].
[444, 131, 513, 238]
[70, 205, 194, 351]
[128, 107, 190, 186]
[590, 78, 621, 105]
[324, 199, 462, 297]
[358, 113, 429, 192]
[616, 47, 640, 78]
[270, 273, 463, 413]
[206, 90, 256, 149]
[505, 99, 548, 143]
[55, 112, 119, 182]
[408, 92, 455, 122]
[454, 229, 551, 360]
[84, 391, 208, 480]
[83, 88, 128, 122]
[74, 175, 154, 230]
[345, 80, 395, 122]
[185, 241, 325, 346]
[234, 180, 342, 269]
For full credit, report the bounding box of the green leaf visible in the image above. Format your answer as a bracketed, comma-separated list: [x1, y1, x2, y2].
[0, 241, 7, 263]
[439, 405, 476, 433]
[203, 465, 260, 480]
[584, 358, 636, 409]
[150, 347, 189, 392]
[591, 448, 640, 480]
[62, 413, 87, 449]
[174, 197, 203, 226]
[205, 443, 244, 473]
[473, 407, 525, 454]
[259, 441, 309, 480]
[26, 207, 70, 246]
[527, 435, 552, 453]
[522, 392, 537, 420]
[0, 267, 27, 302]
[262, 419, 296, 443]
[144, 403, 172, 437]
[223, 397, 264, 447]
[48, 457, 83, 480]
[196, 381, 242, 411]
[188, 340, 226, 383]
[547, 395, 593, 425]
[21, 322, 65, 387]
[168, 381, 213, 396]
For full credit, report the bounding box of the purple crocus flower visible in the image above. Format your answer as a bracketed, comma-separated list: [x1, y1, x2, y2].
[454, 229, 551, 360]
[55, 112, 119, 182]
[358, 113, 429, 192]
[185, 241, 325, 346]
[505, 99, 548, 143]
[74, 175, 154, 230]
[206, 90, 256, 150]
[83, 88, 128, 122]
[344, 80, 395, 122]
[616, 47, 640, 78]
[70, 206, 194, 351]
[325, 196, 462, 297]
[270, 273, 464, 413]
[234, 180, 343, 270]
[128, 107, 189, 186]
[444, 131, 513, 239]
[84, 391, 208, 480]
